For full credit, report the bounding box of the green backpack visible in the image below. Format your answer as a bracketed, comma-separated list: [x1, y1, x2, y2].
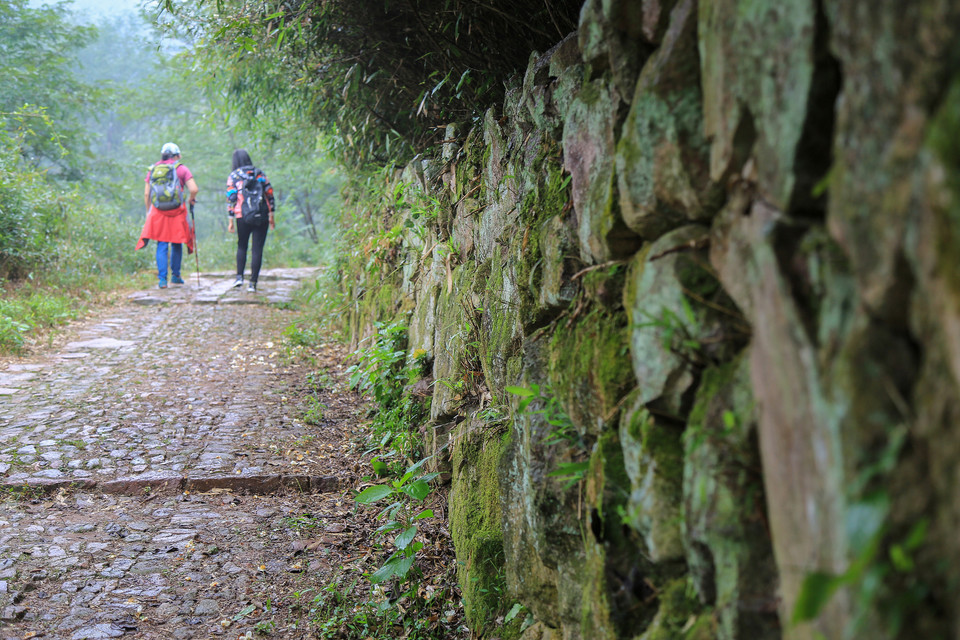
[148, 161, 183, 211]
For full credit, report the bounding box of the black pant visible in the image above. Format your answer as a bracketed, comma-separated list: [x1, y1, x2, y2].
[236, 218, 269, 283]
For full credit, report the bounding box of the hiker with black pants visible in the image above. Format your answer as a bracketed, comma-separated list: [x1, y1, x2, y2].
[226, 149, 275, 292]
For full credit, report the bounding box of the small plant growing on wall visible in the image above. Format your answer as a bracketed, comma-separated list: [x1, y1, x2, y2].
[506, 383, 589, 489]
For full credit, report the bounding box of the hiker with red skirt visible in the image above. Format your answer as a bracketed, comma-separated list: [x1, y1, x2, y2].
[136, 142, 199, 289]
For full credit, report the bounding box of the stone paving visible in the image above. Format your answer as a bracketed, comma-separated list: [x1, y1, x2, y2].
[0, 268, 368, 639]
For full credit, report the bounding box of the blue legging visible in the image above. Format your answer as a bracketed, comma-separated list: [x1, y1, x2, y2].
[156, 242, 182, 281]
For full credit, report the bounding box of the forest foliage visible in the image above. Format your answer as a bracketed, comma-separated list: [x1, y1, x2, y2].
[0, 0, 341, 352]
[166, 0, 582, 168]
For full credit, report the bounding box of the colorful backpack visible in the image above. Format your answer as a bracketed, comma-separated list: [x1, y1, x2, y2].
[148, 162, 183, 211]
[239, 168, 269, 225]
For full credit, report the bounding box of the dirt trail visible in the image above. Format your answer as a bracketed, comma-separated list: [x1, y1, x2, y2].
[0, 269, 385, 639]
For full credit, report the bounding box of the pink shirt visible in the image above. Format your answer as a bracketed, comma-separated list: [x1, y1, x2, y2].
[145, 158, 194, 184]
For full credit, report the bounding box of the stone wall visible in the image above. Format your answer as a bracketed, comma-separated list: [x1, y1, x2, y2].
[336, 1, 960, 638]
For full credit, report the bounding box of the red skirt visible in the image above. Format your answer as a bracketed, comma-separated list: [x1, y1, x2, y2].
[135, 206, 195, 253]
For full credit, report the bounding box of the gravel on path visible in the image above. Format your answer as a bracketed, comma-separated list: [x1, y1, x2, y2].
[0, 269, 404, 639]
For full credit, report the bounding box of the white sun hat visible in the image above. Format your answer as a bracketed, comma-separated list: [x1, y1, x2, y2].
[161, 142, 181, 156]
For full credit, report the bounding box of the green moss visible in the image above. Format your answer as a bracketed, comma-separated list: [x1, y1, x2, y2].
[581, 431, 687, 638]
[639, 410, 683, 488]
[456, 126, 487, 198]
[643, 579, 703, 640]
[587, 430, 632, 543]
[684, 354, 780, 640]
[618, 396, 685, 561]
[622, 244, 652, 320]
[518, 138, 569, 227]
[685, 354, 753, 454]
[547, 306, 634, 435]
[481, 247, 523, 396]
[582, 262, 627, 309]
[509, 223, 547, 329]
[450, 421, 511, 635]
[926, 73, 960, 299]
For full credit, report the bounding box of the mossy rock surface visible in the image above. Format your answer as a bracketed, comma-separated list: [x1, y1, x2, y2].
[619, 391, 684, 562]
[636, 578, 703, 640]
[580, 430, 669, 639]
[547, 306, 634, 436]
[499, 334, 587, 627]
[450, 416, 511, 635]
[826, 0, 960, 324]
[562, 78, 641, 264]
[533, 215, 580, 323]
[617, 0, 722, 242]
[431, 262, 479, 421]
[624, 225, 740, 417]
[683, 354, 779, 640]
[481, 246, 524, 399]
[699, 0, 818, 208]
[577, 0, 651, 98]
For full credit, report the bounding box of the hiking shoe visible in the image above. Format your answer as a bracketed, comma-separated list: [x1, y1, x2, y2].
[171, 276, 185, 284]
[247, 282, 257, 293]
[158, 281, 167, 289]
[232, 275, 244, 288]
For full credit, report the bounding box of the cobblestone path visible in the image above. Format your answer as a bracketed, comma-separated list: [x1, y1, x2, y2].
[0, 269, 369, 639]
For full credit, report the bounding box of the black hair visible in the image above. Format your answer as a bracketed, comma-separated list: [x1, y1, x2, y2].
[232, 149, 253, 171]
[161, 152, 177, 160]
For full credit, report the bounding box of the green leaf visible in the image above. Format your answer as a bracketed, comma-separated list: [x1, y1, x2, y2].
[377, 500, 404, 520]
[394, 554, 415, 579]
[413, 509, 433, 521]
[505, 386, 535, 397]
[369, 558, 400, 584]
[401, 479, 430, 500]
[845, 493, 889, 555]
[548, 461, 590, 478]
[405, 457, 430, 475]
[395, 525, 417, 549]
[792, 571, 845, 623]
[889, 544, 914, 572]
[356, 484, 394, 504]
[505, 603, 524, 622]
[904, 518, 929, 551]
[233, 603, 257, 620]
[370, 457, 389, 475]
[375, 521, 402, 534]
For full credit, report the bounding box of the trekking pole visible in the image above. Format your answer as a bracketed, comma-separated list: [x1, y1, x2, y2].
[190, 202, 201, 289]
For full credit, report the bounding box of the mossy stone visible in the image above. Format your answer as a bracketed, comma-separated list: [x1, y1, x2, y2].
[636, 578, 702, 640]
[534, 215, 580, 322]
[683, 354, 780, 640]
[619, 391, 684, 561]
[578, 0, 651, 98]
[450, 415, 511, 635]
[624, 225, 740, 416]
[580, 430, 666, 639]
[562, 78, 641, 264]
[699, 0, 818, 208]
[500, 334, 586, 628]
[481, 246, 524, 399]
[431, 262, 479, 421]
[616, 0, 722, 242]
[547, 306, 634, 436]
